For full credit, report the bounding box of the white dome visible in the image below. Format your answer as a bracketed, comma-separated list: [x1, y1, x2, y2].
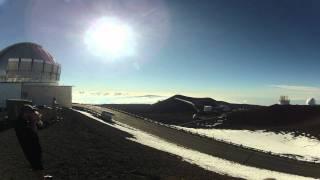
[306, 98, 316, 105]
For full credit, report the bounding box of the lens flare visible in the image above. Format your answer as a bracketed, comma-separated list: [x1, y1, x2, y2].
[84, 17, 136, 60]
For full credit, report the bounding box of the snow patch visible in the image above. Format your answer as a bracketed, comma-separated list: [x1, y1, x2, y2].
[74, 109, 315, 180]
[172, 126, 320, 163]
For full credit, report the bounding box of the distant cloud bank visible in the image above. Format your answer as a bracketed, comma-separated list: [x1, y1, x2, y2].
[270, 84, 320, 93]
[73, 90, 167, 104]
[130, 95, 165, 98]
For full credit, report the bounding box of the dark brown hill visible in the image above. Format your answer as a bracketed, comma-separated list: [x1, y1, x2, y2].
[103, 95, 262, 114]
[151, 95, 262, 113]
[225, 105, 320, 126]
[102, 95, 262, 126]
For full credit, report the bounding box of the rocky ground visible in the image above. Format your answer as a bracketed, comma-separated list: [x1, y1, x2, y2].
[0, 108, 236, 180]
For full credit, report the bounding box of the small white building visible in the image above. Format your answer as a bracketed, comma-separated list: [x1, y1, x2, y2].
[0, 42, 72, 108]
[203, 105, 212, 112]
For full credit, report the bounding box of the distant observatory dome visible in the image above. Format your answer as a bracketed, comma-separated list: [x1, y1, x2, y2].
[0, 42, 60, 83]
[306, 98, 316, 106]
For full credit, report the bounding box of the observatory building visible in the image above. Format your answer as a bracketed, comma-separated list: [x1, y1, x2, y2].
[0, 42, 72, 108]
[306, 98, 316, 106]
[279, 96, 290, 105]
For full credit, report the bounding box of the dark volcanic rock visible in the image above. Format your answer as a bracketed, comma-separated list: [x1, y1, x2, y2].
[225, 105, 320, 126]
[151, 95, 203, 113]
[0, 108, 236, 180]
[221, 105, 320, 138]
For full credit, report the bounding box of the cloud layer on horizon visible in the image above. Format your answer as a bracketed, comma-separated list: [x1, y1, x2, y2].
[270, 85, 320, 93]
[73, 90, 167, 104]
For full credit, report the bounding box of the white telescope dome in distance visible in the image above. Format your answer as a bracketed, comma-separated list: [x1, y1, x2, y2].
[306, 98, 316, 106]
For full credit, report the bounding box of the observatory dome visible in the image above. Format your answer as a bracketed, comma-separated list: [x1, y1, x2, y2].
[0, 42, 60, 83]
[306, 98, 316, 106]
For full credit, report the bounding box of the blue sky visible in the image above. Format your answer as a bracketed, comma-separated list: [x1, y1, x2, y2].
[1, 0, 320, 105]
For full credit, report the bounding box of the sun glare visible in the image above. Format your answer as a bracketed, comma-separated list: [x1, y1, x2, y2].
[84, 17, 136, 60]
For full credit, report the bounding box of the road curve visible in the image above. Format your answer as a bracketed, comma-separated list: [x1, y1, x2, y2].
[74, 105, 320, 178]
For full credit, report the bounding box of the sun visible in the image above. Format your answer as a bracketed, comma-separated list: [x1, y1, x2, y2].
[84, 17, 136, 59]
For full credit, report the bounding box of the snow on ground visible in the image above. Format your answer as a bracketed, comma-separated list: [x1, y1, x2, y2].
[74, 110, 316, 180]
[172, 126, 320, 163]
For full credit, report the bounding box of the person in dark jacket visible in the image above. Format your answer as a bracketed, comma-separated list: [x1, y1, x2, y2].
[14, 104, 44, 178]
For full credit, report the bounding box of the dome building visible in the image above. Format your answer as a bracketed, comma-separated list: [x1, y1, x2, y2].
[306, 98, 316, 106]
[0, 42, 72, 108]
[0, 42, 60, 83]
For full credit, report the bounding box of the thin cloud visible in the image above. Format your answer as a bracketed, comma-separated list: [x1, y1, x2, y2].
[90, 92, 101, 96]
[73, 89, 167, 104]
[114, 92, 124, 96]
[131, 95, 165, 98]
[270, 85, 320, 93]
